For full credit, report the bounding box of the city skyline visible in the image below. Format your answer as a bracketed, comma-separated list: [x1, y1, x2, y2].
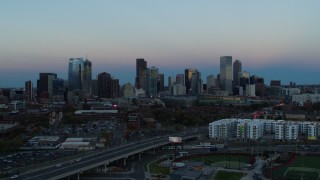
[1, 1, 320, 87]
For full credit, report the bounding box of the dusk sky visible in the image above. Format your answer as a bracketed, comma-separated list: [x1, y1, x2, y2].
[1, 1, 320, 88]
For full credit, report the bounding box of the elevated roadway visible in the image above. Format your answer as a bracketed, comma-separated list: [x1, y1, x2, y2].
[17, 129, 206, 180]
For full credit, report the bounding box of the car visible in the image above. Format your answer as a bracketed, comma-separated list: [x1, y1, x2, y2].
[76, 158, 81, 162]
[56, 163, 62, 167]
[10, 175, 19, 179]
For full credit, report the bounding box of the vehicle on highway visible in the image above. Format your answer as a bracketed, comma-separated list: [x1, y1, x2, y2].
[10, 175, 19, 179]
[76, 158, 82, 162]
[70, 161, 75, 164]
[56, 163, 61, 167]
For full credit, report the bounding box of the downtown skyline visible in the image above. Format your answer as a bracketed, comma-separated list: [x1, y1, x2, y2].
[1, 0, 320, 87]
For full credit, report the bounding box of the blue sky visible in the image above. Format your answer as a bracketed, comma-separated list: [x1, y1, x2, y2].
[0, 0, 320, 87]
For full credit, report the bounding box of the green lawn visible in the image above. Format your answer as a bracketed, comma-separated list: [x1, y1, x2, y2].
[149, 160, 170, 175]
[290, 156, 320, 168]
[272, 155, 320, 180]
[214, 171, 245, 180]
[286, 170, 318, 180]
[188, 154, 250, 166]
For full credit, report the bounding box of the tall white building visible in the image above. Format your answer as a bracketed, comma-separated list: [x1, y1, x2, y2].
[263, 120, 279, 134]
[209, 119, 236, 140]
[275, 122, 285, 140]
[285, 123, 299, 140]
[209, 118, 320, 141]
[246, 120, 264, 140]
[307, 122, 317, 139]
[236, 119, 250, 139]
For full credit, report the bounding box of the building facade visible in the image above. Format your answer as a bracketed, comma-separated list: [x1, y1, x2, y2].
[97, 72, 112, 98]
[220, 56, 232, 94]
[145, 66, 158, 97]
[68, 58, 92, 94]
[135, 58, 147, 90]
[37, 73, 57, 101]
[185, 68, 196, 94]
[25, 80, 33, 102]
[233, 60, 242, 87]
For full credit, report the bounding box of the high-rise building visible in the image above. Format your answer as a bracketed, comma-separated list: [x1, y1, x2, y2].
[185, 68, 196, 94]
[173, 84, 186, 96]
[111, 78, 120, 98]
[52, 78, 66, 102]
[207, 75, 216, 89]
[168, 76, 175, 95]
[233, 60, 242, 87]
[191, 70, 202, 95]
[91, 79, 98, 97]
[68, 58, 92, 93]
[37, 73, 57, 100]
[176, 74, 184, 85]
[135, 58, 147, 90]
[121, 83, 135, 98]
[145, 66, 158, 97]
[98, 72, 112, 98]
[239, 71, 250, 88]
[157, 73, 164, 93]
[25, 80, 32, 102]
[52, 78, 65, 96]
[83, 59, 92, 93]
[220, 56, 232, 94]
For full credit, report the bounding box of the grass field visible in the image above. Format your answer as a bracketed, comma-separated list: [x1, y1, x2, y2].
[212, 161, 246, 169]
[272, 155, 320, 180]
[188, 154, 250, 168]
[213, 171, 245, 180]
[286, 170, 318, 180]
[149, 159, 170, 175]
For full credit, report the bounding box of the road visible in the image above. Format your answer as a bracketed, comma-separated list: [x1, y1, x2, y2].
[11, 130, 202, 180]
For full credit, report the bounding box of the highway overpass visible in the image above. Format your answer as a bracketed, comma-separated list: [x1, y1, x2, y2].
[16, 129, 206, 180]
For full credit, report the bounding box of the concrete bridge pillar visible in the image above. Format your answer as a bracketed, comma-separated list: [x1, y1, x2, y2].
[139, 153, 141, 160]
[123, 157, 126, 166]
[77, 173, 80, 180]
[153, 148, 156, 154]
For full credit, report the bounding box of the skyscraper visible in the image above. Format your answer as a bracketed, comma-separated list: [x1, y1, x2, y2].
[68, 58, 92, 93]
[135, 58, 147, 89]
[145, 66, 158, 97]
[83, 59, 92, 93]
[98, 72, 112, 98]
[185, 68, 196, 94]
[25, 80, 32, 102]
[37, 73, 57, 100]
[168, 76, 175, 95]
[91, 79, 98, 97]
[191, 70, 202, 95]
[111, 78, 120, 98]
[176, 74, 185, 85]
[207, 75, 216, 89]
[220, 56, 233, 94]
[157, 73, 164, 93]
[233, 60, 242, 87]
